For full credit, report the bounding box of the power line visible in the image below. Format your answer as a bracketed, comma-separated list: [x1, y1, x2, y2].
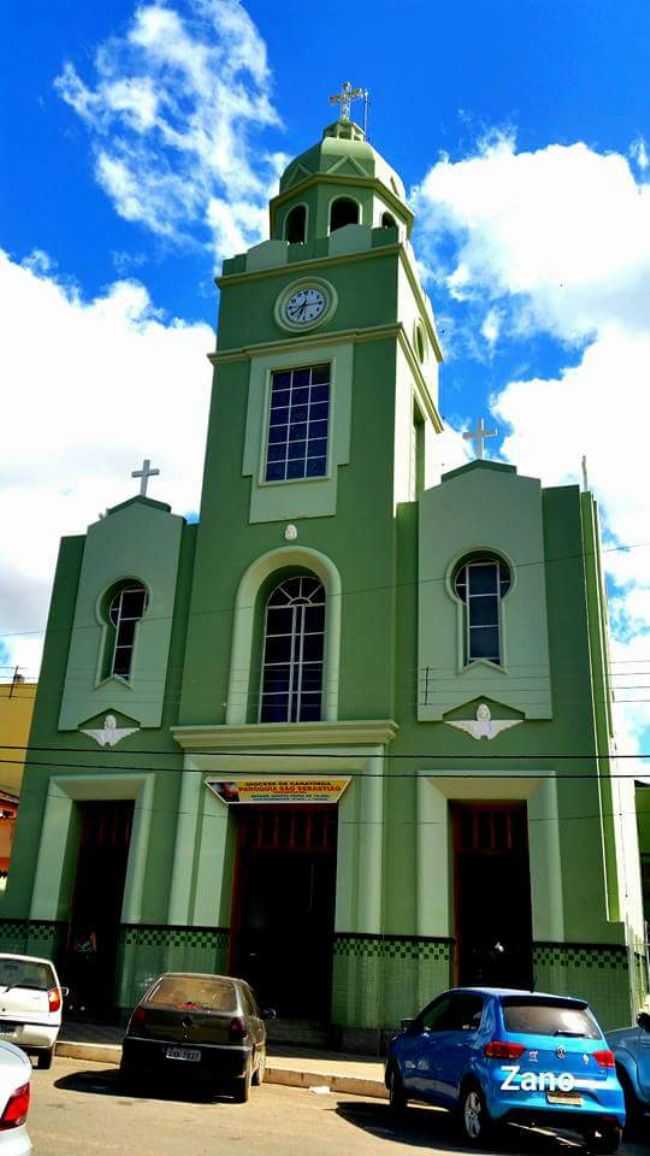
[0, 533, 645, 642]
[2, 746, 650, 772]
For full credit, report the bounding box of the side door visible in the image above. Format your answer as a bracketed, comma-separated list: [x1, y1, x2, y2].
[630, 1023, 650, 1102]
[400, 994, 455, 1102]
[434, 993, 485, 1107]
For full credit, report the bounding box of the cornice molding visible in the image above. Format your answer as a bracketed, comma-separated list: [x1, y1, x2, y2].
[208, 322, 401, 364]
[171, 719, 399, 749]
[215, 243, 443, 365]
[216, 241, 400, 289]
[269, 172, 414, 231]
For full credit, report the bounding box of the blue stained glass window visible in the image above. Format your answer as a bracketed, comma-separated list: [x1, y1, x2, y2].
[265, 364, 331, 481]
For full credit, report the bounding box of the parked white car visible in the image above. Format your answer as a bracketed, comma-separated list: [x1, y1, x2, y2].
[0, 1040, 32, 1155]
[0, 955, 65, 1070]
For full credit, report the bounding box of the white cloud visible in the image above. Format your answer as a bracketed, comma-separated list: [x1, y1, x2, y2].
[1, 248, 212, 677]
[55, 0, 282, 260]
[480, 307, 502, 349]
[415, 132, 650, 763]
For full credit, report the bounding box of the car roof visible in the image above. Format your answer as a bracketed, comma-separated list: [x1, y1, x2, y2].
[153, 972, 242, 982]
[452, 986, 587, 1003]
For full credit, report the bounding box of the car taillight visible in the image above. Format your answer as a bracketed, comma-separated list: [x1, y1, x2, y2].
[229, 1016, 247, 1041]
[484, 1041, 526, 1060]
[128, 1006, 146, 1034]
[48, 988, 61, 1013]
[0, 1083, 30, 1130]
[593, 1049, 615, 1069]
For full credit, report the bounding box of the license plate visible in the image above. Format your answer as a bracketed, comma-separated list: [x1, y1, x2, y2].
[165, 1046, 201, 1063]
[547, 1091, 583, 1105]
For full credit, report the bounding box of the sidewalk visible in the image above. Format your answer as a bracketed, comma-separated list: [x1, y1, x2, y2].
[56, 1022, 388, 1100]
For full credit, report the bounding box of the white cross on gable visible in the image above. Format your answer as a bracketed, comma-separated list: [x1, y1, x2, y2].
[329, 81, 368, 123]
[131, 457, 160, 497]
[463, 418, 497, 460]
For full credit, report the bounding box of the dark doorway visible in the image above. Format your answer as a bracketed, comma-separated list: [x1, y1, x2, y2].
[231, 807, 337, 1019]
[452, 802, 533, 989]
[63, 800, 134, 1019]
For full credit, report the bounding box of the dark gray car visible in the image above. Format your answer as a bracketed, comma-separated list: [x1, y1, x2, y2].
[120, 972, 273, 1102]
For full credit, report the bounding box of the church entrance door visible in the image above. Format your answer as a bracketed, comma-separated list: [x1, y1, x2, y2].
[63, 800, 134, 1020]
[231, 806, 337, 1020]
[452, 801, 533, 989]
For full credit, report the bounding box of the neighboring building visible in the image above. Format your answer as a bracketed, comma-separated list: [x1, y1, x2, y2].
[1, 108, 646, 1043]
[0, 675, 36, 882]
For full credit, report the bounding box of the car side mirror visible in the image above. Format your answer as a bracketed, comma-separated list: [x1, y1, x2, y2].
[261, 1008, 276, 1020]
[60, 986, 70, 998]
[400, 1018, 415, 1033]
[637, 1011, 650, 1032]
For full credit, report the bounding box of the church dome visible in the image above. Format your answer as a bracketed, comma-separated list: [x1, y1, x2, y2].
[278, 119, 407, 205]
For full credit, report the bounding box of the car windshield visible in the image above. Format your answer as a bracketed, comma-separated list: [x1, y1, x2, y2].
[146, 976, 237, 1012]
[0, 958, 54, 991]
[501, 998, 601, 1039]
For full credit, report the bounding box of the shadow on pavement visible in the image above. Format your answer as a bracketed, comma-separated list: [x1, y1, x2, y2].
[335, 1101, 586, 1154]
[53, 1066, 238, 1106]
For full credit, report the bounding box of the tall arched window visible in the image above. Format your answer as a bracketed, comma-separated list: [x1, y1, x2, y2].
[259, 575, 325, 722]
[329, 197, 359, 232]
[103, 581, 149, 680]
[454, 555, 511, 666]
[285, 204, 306, 244]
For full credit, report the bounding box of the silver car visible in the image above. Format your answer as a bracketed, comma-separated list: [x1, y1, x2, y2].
[0, 955, 66, 1070]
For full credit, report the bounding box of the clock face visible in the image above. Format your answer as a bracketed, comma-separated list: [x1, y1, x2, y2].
[284, 286, 327, 326]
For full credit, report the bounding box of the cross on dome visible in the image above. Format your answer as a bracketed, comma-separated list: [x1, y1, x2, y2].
[463, 418, 497, 460]
[329, 81, 368, 124]
[131, 457, 160, 497]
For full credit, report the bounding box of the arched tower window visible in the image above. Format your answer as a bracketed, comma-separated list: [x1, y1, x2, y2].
[381, 211, 396, 229]
[285, 204, 306, 244]
[259, 575, 325, 722]
[329, 197, 359, 233]
[103, 581, 149, 680]
[453, 555, 511, 666]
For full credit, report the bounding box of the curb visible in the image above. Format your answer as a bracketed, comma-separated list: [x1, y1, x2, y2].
[55, 1040, 388, 1101]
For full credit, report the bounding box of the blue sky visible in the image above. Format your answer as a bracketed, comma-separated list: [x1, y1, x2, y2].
[2, 0, 650, 758]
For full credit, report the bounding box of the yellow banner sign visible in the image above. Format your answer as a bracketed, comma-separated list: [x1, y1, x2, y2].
[205, 777, 350, 805]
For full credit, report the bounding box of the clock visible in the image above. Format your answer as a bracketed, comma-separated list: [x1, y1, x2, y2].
[285, 286, 327, 326]
[274, 278, 337, 332]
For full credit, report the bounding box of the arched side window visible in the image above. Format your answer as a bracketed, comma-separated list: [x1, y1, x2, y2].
[285, 204, 307, 244]
[453, 555, 511, 666]
[381, 211, 396, 229]
[103, 581, 149, 680]
[329, 197, 359, 233]
[259, 575, 325, 722]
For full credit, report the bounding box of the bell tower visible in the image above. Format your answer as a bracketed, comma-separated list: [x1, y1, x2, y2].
[179, 98, 444, 726]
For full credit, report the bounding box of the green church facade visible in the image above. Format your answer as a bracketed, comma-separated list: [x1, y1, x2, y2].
[3, 115, 647, 1045]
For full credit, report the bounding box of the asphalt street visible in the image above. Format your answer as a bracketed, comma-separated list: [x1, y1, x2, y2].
[26, 1058, 650, 1156]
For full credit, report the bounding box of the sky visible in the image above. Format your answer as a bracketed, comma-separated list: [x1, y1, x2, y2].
[2, 0, 650, 763]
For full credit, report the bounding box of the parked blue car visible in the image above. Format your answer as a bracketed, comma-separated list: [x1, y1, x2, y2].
[386, 987, 625, 1153]
[608, 1009, 650, 1132]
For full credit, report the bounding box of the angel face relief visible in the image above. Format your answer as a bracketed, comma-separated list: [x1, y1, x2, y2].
[445, 702, 522, 742]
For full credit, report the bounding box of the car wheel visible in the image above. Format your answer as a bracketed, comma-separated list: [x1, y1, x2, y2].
[36, 1048, 53, 1071]
[252, 1047, 266, 1086]
[460, 1083, 494, 1146]
[387, 1064, 407, 1113]
[233, 1058, 252, 1103]
[617, 1067, 643, 1136]
[583, 1123, 622, 1155]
